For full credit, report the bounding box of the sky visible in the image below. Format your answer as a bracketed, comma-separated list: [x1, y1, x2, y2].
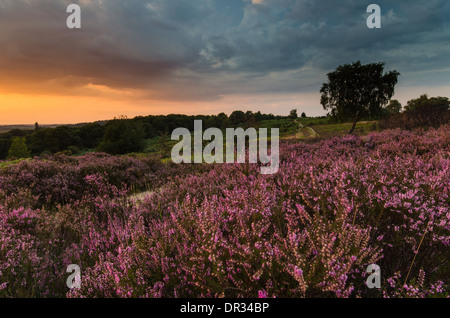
[0, 0, 449, 124]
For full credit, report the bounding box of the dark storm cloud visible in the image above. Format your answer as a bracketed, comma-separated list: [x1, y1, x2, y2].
[0, 0, 448, 100]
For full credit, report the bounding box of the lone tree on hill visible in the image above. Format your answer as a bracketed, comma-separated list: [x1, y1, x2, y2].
[320, 61, 400, 134]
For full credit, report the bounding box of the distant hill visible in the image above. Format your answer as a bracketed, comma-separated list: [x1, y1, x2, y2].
[0, 125, 44, 133]
[0, 121, 108, 133]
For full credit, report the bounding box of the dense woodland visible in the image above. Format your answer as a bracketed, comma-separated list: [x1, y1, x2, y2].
[0, 111, 281, 160]
[0, 94, 449, 161]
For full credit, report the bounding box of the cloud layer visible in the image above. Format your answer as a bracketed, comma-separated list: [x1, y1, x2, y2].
[0, 0, 449, 116]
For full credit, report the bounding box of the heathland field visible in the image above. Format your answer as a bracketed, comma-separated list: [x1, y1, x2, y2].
[0, 123, 448, 297]
[1, 0, 449, 302]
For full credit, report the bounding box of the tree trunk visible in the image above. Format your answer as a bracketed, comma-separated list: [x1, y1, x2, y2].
[348, 120, 358, 134]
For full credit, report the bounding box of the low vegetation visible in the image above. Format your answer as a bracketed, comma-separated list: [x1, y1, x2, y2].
[0, 125, 448, 297]
[0, 60, 448, 298]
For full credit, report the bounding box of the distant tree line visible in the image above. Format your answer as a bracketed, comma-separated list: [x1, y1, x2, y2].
[0, 111, 282, 160]
[379, 94, 450, 130]
[1, 94, 447, 161]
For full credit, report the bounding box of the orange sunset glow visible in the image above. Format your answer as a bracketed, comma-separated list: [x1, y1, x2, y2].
[0, 0, 449, 125]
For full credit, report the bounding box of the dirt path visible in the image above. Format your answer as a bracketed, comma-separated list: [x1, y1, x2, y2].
[281, 120, 320, 140]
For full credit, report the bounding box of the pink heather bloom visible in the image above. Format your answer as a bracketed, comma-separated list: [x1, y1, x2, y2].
[258, 290, 268, 298]
[1, 125, 449, 298]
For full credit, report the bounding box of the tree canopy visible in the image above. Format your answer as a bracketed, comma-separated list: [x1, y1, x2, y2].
[320, 61, 400, 133]
[404, 94, 449, 112]
[7, 137, 31, 160]
[98, 119, 146, 155]
[385, 99, 402, 115]
[0, 111, 282, 160]
[379, 94, 449, 130]
[289, 109, 298, 119]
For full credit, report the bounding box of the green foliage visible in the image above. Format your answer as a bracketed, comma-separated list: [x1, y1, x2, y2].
[320, 61, 400, 133]
[0, 112, 280, 159]
[28, 126, 80, 155]
[98, 120, 145, 155]
[380, 95, 450, 130]
[28, 128, 60, 154]
[404, 94, 449, 112]
[289, 109, 298, 119]
[313, 121, 377, 138]
[156, 133, 172, 158]
[7, 137, 31, 160]
[386, 99, 402, 115]
[67, 145, 80, 155]
[78, 123, 105, 149]
[0, 138, 12, 160]
[229, 110, 246, 126]
[54, 126, 82, 151]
